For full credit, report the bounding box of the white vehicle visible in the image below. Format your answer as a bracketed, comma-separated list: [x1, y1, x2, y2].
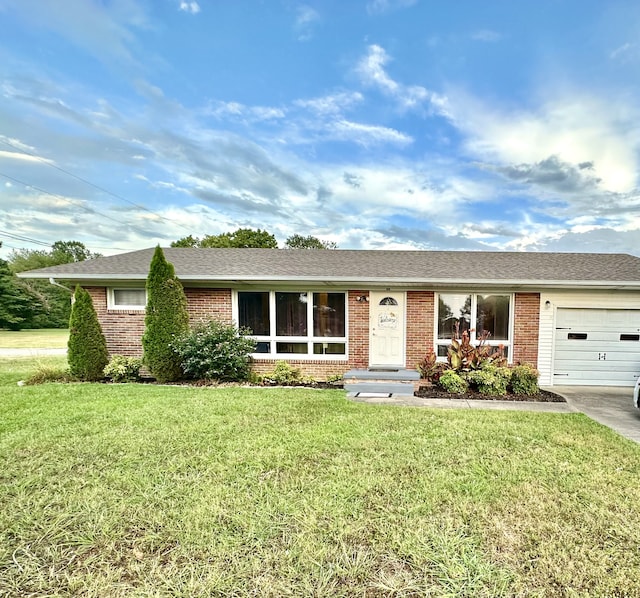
[634, 377, 640, 409]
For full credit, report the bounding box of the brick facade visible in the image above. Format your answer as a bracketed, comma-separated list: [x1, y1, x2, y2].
[87, 285, 541, 379]
[405, 291, 434, 370]
[513, 292, 540, 365]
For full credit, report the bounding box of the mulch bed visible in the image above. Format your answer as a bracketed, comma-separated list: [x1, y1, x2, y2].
[414, 387, 566, 402]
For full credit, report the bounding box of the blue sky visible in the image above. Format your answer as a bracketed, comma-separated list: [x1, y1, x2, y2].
[1, 0, 640, 258]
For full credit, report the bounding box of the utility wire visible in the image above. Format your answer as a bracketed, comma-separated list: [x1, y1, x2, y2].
[0, 229, 51, 247]
[0, 138, 195, 234]
[0, 171, 167, 241]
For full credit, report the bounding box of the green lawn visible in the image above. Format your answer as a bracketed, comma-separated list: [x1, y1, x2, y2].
[0, 328, 69, 349]
[1, 357, 640, 596]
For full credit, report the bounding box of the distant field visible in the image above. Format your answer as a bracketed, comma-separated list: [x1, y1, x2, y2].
[0, 329, 69, 349]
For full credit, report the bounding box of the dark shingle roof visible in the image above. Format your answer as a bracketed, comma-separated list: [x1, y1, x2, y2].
[17, 248, 640, 289]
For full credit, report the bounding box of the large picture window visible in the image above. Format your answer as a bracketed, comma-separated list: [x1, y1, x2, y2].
[236, 291, 347, 358]
[436, 293, 512, 359]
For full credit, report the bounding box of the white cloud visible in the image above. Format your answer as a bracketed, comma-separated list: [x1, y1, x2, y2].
[0, 150, 54, 164]
[325, 120, 412, 147]
[294, 5, 320, 41]
[447, 90, 640, 193]
[179, 1, 201, 15]
[356, 44, 445, 112]
[610, 42, 635, 60]
[472, 29, 502, 42]
[294, 91, 363, 115]
[366, 0, 417, 15]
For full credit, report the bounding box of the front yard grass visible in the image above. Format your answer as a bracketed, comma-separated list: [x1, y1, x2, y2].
[0, 328, 69, 349]
[1, 357, 639, 596]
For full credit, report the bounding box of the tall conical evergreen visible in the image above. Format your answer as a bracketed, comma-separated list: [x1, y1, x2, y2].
[142, 246, 189, 382]
[68, 286, 108, 381]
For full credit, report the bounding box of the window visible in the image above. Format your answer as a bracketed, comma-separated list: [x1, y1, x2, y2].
[108, 288, 146, 310]
[236, 291, 347, 358]
[436, 293, 512, 359]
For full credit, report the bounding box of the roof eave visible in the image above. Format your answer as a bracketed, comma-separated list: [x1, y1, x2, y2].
[18, 272, 640, 290]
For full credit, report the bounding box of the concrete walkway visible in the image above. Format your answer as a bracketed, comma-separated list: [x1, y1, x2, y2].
[349, 386, 640, 444]
[0, 348, 67, 356]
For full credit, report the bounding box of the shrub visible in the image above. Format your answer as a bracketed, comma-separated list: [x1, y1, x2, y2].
[25, 364, 75, 385]
[438, 370, 468, 394]
[464, 364, 511, 395]
[264, 361, 303, 385]
[417, 349, 448, 382]
[510, 364, 540, 395]
[104, 355, 143, 383]
[172, 320, 256, 381]
[68, 286, 109, 381]
[142, 247, 190, 383]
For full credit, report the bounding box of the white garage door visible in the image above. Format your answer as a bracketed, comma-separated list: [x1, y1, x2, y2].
[554, 308, 640, 386]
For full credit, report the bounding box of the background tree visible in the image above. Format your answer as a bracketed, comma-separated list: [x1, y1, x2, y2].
[8, 240, 99, 328]
[284, 234, 338, 249]
[172, 228, 278, 249]
[0, 254, 36, 331]
[67, 286, 109, 381]
[142, 246, 190, 382]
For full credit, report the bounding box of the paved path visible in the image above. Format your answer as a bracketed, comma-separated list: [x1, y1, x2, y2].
[0, 348, 67, 356]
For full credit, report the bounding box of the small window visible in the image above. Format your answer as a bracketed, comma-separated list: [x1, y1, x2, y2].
[379, 297, 398, 306]
[109, 288, 146, 310]
[620, 334, 640, 341]
[568, 333, 588, 340]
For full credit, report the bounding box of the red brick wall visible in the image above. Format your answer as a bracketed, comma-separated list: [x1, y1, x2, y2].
[406, 291, 434, 369]
[513, 292, 540, 365]
[348, 290, 369, 369]
[86, 287, 146, 357]
[185, 288, 233, 325]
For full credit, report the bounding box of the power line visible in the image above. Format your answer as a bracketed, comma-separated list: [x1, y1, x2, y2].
[0, 138, 195, 235]
[0, 229, 51, 247]
[0, 171, 168, 241]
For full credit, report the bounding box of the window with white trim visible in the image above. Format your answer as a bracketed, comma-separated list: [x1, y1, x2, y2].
[108, 288, 147, 310]
[236, 291, 347, 358]
[436, 293, 512, 359]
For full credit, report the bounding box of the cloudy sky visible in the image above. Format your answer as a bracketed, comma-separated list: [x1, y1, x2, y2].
[1, 0, 640, 258]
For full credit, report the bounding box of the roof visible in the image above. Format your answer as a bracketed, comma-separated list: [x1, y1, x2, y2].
[17, 247, 640, 290]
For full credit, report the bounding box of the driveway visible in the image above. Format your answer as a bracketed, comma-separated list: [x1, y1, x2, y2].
[550, 386, 640, 444]
[0, 348, 67, 356]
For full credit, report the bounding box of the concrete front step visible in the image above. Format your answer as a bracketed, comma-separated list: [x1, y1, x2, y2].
[344, 368, 420, 381]
[344, 381, 416, 396]
[343, 368, 419, 397]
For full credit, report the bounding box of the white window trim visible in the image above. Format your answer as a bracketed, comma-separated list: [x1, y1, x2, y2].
[434, 292, 514, 363]
[233, 290, 349, 360]
[107, 288, 147, 311]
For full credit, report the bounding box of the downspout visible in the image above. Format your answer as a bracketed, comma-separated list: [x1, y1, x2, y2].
[49, 277, 73, 293]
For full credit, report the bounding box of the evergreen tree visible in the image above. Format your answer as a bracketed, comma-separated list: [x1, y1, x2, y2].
[142, 246, 190, 382]
[67, 286, 109, 381]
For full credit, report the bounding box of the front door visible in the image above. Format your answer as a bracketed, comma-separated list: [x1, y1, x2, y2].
[369, 291, 405, 368]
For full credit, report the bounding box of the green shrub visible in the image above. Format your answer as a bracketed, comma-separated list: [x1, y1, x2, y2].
[68, 286, 109, 381]
[264, 361, 303, 385]
[464, 364, 511, 395]
[25, 364, 75, 385]
[438, 369, 468, 394]
[510, 364, 540, 395]
[142, 247, 190, 383]
[172, 320, 256, 381]
[104, 355, 143, 383]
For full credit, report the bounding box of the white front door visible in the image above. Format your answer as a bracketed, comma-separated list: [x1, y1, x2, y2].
[369, 291, 405, 368]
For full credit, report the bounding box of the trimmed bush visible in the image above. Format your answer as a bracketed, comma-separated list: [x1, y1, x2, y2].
[68, 286, 109, 381]
[464, 364, 511, 396]
[104, 355, 143, 383]
[438, 370, 468, 394]
[142, 247, 190, 383]
[264, 361, 304, 385]
[172, 320, 256, 381]
[510, 364, 540, 395]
